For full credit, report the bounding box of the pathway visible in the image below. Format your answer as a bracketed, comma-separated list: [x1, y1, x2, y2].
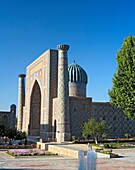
[0, 147, 135, 169]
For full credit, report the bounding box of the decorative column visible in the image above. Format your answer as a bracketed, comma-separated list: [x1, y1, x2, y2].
[17, 74, 26, 131]
[56, 44, 71, 142]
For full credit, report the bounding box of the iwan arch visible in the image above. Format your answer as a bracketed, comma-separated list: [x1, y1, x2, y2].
[17, 44, 135, 142]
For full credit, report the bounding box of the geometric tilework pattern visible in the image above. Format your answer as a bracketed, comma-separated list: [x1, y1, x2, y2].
[69, 97, 92, 138]
[93, 102, 135, 138]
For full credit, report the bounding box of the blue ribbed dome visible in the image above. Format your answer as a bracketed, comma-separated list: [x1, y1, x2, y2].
[68, 61, 88, 84]
[10, 104, 16, 108]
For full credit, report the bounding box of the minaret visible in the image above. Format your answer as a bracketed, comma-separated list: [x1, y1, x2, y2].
[56, 44, 71, 142]
[17, 74, 26, 131]
[10, 104, 16, 129]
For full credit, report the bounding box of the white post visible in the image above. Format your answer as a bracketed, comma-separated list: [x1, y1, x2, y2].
[86, 150, 97, 170]
[78, 150, 86, 170]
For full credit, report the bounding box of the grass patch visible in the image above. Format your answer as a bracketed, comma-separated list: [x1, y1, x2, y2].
[92, 142, 135, 149]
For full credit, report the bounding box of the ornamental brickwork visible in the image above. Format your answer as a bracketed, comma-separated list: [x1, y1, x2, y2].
[17, 44, 135, 142]
[69, 97, 93, 138]
[22, 49, 58, 140]
[93, 102, 135, 138]
[0, 105, 16, 129]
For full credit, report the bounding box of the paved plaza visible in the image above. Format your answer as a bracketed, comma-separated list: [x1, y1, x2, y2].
[0, 148, 135, 170]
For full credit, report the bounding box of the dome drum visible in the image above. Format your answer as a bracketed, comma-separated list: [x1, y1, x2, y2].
[69, 82, 86, 97]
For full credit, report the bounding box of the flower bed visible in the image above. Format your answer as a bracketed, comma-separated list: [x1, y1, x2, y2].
[7, 149, 57, 157]
[0, 144, 35, 149]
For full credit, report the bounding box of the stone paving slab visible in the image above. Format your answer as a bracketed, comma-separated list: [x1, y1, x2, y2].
[0, 147, 135, 169]
[57, 144, 88, 150]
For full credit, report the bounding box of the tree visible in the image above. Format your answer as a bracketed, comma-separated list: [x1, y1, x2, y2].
[82, 118, 108, 144]
[102, 133, 108, 139]
[0, 121, 27, 143]
[6, 128, 17, 140]
[15, 131, 27, 140]
[108, 36, 135, 120]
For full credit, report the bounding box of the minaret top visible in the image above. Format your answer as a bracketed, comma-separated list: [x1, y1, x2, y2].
[18, 74, 26, 78]
[57, 44, 70, 52]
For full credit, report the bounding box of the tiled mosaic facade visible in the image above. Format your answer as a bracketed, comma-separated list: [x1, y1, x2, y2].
[69, 83, 86, 97]
[69, 97, 93, 137]
[93, 102, 135, 138]
[18, 44, 135, 142]
[0, 104, 16, 129]
[21, 49, 58, 140]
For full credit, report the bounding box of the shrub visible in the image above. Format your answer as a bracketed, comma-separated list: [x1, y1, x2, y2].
[125, 134, 131, 138]
[103, 143, 110, 148]
[102, 133, 108, 139]
[72, 136, 76, 141]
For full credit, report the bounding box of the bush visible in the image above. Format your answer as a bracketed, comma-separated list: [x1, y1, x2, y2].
[95, 148, 103, 152]
[125, 134, 131, 138]
[103, 143, 110, 148]
[102, 133, 108, 139]
[72, 136, 76, 141]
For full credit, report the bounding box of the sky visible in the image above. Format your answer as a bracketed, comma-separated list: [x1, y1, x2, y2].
[0, 0, 135, 111]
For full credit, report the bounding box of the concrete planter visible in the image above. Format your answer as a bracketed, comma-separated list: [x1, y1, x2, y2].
[96, 152, 118, 158]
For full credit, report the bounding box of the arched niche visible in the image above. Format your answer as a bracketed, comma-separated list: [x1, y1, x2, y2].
[29, 80, 41, 136]
[2, 115, 8, 127]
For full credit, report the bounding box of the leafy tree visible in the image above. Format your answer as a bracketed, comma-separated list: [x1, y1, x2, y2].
[15, 131, 27, 140]
[109, 36, 135, 119]
[6, 128, 17, 140]
[102, 133, 108, 139]
[82, 118, 108, 144]
[0, 121, 26, 143]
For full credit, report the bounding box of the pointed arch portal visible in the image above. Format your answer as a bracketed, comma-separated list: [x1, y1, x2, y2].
[29, 81, 41, 136]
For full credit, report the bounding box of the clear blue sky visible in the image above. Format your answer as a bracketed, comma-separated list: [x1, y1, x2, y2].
[0, 0, 135, 111]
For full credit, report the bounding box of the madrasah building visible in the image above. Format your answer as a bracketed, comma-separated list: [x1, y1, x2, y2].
[17, 44, 135, 143]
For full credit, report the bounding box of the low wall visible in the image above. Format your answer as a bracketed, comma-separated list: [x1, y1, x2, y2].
[96, 152, 110, 158]
[37, 142, 79, 158]
[36, 142, 118, 158]
[48, 145, 79, 158]
[37, 142, 47, 150]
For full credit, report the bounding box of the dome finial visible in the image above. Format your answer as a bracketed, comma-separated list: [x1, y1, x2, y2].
[73, 60, 75, 63]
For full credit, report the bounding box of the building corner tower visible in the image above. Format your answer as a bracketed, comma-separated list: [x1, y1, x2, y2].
[17, 74, 26, 131]
[56, 44, 71, 142]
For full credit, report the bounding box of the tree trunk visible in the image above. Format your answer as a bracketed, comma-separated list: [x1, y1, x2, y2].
[94, 137, 98, 144]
